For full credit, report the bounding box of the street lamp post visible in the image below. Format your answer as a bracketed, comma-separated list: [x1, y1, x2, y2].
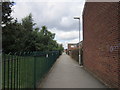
[74, 17, 81, 66]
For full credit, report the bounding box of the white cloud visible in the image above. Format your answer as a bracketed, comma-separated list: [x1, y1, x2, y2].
[12, 3, 31, 21]
[57, 31, 79, 40]
[11, 0, 85, 49]
[12, 0, 85, 3]
[60, 16, 73, 27]
[49, 28, 83, 41]
[48, 28, 78, 40]
[49, 28, 83, 49]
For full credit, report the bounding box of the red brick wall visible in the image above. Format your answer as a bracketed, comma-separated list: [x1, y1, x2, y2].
[68, 44, 77, 50]
[83, 2, 120, 88]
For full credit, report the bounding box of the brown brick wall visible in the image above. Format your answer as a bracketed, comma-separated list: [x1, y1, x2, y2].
[68, 44, 77, 50]
[83, 2, 120, 88]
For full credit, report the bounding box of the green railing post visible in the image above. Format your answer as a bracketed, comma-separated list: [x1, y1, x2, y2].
[18, 52, 21, 90]
[34, 52, 36, 90]
[23, 52, 26, 88]
[7, 53, 11, 89]
[16, 53, 18, 89]
[14, 52, 17, 89]
[3, 54, 6, 90]
[2, 51, 61, 89]
[10, 54, 13, 89]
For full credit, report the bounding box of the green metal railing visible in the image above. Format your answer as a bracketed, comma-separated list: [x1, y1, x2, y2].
[2, 51, 61, 89]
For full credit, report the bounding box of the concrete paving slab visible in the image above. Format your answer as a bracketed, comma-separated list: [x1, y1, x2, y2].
[39, 53, 107, 88]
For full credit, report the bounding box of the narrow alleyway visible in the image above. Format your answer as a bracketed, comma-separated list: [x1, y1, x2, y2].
[39, 53, 106, 88]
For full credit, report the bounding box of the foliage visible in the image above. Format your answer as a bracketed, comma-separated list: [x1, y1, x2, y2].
[2, 2, 64, 53]
[2, 2, 14, 25]
[22, 13, 35, 32]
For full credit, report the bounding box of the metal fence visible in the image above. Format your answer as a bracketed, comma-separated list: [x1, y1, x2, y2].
[2, 51, 61, 89]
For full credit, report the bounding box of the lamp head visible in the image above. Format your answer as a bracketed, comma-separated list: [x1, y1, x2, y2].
[74, 17, 80, 19]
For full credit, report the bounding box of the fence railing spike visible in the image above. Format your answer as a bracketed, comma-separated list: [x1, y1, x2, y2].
[2, 51, 61, 89]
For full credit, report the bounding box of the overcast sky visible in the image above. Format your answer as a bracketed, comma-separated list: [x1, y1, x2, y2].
[11, 0, 85, 49]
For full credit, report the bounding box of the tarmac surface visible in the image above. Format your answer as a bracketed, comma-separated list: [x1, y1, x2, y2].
[39, 53, 107, 88]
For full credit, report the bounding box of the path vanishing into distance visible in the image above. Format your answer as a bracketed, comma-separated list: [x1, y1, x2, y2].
[39, 53, 107, 88]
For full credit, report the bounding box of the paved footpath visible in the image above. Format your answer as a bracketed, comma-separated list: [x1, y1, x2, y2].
[39, 53, 107, 88]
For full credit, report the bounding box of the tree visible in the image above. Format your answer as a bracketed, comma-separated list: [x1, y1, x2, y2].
[22, 13, 35, 32]
[2, 1, 15, 53]
[2, 20, 26, 53]
[21, 14, 38, 51]
[2, 2, 14, 26]
[2, 6, 64, 53]
[36, 26, 55, 51]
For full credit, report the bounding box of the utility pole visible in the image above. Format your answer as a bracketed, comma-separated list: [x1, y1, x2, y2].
[74, 17, 82, 66]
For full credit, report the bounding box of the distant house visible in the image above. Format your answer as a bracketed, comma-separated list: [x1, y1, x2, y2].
[67, 42, 83, 54]
[68, 41, 83, 51]
[68, 43, 78, 50]
[67, 43, 77, 55]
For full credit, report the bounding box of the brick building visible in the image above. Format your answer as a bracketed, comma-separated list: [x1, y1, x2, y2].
[68, 43, 78, 50]
[83, 2, 120, 88]
[67, 43, 77, 55]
